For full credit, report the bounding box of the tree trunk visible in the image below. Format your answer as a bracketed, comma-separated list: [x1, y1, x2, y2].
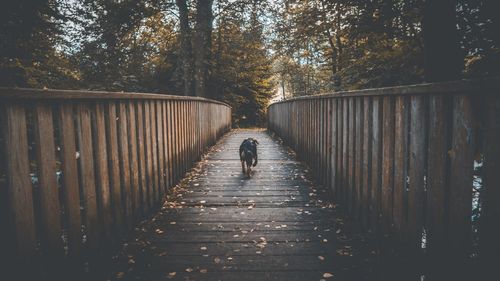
[176, 0, 194, 96]
[193, 0, 214, 98]
[422, 0, 463, 82]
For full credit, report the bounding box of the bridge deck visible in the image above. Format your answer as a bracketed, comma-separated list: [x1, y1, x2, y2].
[106, 129, 367, 281]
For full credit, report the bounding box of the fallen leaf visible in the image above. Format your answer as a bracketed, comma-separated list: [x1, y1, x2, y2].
[167, 272, 176, 279]
[200, 246, 207, 251]
[318, 256, 325, 261]
[323, 272, 334, 278]
[185, 267, 193, 272]
[214, 257, 221, 263]
[200, 268, 207, 273]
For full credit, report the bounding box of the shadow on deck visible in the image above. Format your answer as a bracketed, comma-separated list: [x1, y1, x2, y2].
[103, 129, 373, 281]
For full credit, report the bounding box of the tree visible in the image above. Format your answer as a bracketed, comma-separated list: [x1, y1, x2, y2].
[176, 0, 194, 96]
[422, 0, 462, 82]
[193, 0, 214, 98]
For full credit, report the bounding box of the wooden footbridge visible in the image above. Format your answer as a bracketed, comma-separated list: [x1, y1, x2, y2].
[0, 78, 498, 280]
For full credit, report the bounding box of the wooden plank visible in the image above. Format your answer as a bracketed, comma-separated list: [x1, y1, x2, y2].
[381, 96, 395, 234]
[128, 102, 140, 221]
[330, 99, 337, 198]
[448, 94, 475, 259]
[76, 103, 99, 250]
[150, 101, 159, 205]
[393, 96, 409, 239]
[92, 103, 112, 243]
[342, 98, 348, 203]
[425, 95, 449, 254]
[136, 102, 148, 215]
[354, 98, 364, 219]
[407, 95, 427, 251]
[105, 102, 124, 231]
[117, 102, 132, 227]
[348, 98, 355, 212]
[144, 101, 154, 209]
[156, 101, 165, 197]
[58, 104, 82, 256]
[164, 101, 171, 189]
[361, 97, 373, 230]
[370, 97, 382, 233]
[2, 103, 37, 257]
[480, 93, 500, 270]
[166, 101, 174, 188]
[34, 103, 63, 256]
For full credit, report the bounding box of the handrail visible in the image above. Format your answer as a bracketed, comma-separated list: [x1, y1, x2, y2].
[0, 88, 232, 278]
[0, 87, 231, 107]
[268, 78, 500, 276]
[271, 76, 500, 104]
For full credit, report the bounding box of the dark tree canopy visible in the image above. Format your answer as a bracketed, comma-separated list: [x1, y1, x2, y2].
[1, 0, 498, 126]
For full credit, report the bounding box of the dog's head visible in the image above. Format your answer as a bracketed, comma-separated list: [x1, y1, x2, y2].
[248, 138, 259, 145]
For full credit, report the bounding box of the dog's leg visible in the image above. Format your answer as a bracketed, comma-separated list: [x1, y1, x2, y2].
[247, 165, 251, 177]
[241, 161, 245, 173]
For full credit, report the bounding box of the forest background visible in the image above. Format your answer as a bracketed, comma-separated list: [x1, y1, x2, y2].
[1, 0, 498, 126]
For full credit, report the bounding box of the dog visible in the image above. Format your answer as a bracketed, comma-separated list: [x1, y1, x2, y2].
[239, 138, 259, 177]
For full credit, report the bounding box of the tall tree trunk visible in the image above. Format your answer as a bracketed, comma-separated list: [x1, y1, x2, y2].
[422, 0, 463, 82]
[176, 0, 194, 96]
[193, 0, 214, 98]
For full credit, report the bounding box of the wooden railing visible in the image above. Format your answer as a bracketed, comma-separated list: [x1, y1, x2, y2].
[0, 88, 231, 277]
[268, 78, 499, 277]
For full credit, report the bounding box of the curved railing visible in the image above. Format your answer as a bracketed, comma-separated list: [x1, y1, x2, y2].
[0, 88, 231, 275]
[268, 78, 499, 275]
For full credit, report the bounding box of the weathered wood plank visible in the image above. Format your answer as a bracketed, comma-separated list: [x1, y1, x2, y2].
[381, 96, 395, 234]
[144, 101, 154, 209]
[136, 102, 148, 215]
[58, 104, 82, 256]
[407, 95, 426, 251]
[3, 103, 37, 257]
[92, 103, 112, 242]
[128, 102, 140, 221]
[34, 103, 63, 256]
[361, 97, 372, 230]
[448, 94, 475, 259]
[370, 97, 382, 233]
[425, 95, 449, 255]
[393, 96, 409, 238]
[156, 101, 165, 196]
[117, 102, 132, 227]
[76, 103, 99, 250]
[105, 102, 124, 232]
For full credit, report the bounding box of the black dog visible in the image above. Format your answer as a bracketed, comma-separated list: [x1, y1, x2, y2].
[239, 138, 259, 177]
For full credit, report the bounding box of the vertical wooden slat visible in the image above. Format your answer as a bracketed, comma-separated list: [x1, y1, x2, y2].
[156, 101, 165, 197]
[92, 104, 112, 243]
[348, 98, 355, 212]
[162, 101, 170, 190]
[105, 102, 123, 231]
[355, 98, 364, 219]
[425, 95, 449, 255]
[362, 97, 373, 229]
[381, 96, 395, 234]
[370, 97, 382, 233]
[144, 102, 154, 208]
[166, 101, 174, 188]
[117, 102, 132, 227]
[393, 96, 409, 238]
[128, 102, 140, 221]
[59, 104, 82, 256]
[407, 95, 426, 251]
[448, 94, 475, 259]
[480, 93, 500, 271]
[136, 102, 148, 215]
[34, 103, 63, 256]
[342, 98, 348, 203]
[150, 101, 159, 205]
[3, 104, 37, 256]
[76, 104, 99, 251]
[331, 99, 338, 198]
